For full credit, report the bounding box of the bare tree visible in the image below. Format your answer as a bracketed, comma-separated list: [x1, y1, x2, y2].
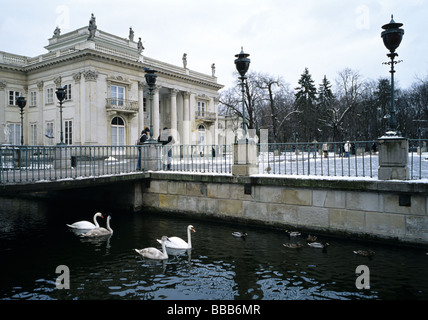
[330, 68, 365, 141]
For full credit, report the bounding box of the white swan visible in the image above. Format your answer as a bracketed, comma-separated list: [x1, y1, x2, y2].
[157, 225, 195, 249]
[67, 212, 103, 230]
[81, 216, 113, 237]
[135, 236, 170, 260]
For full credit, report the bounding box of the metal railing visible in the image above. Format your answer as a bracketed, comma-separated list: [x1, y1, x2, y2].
[168, 144, 233, 174]
[409, 139, 428, 180]
[0, 144, 233, 186]
[258, 141, 378, 178]
[1, 139, 428, 186]
[0, 145, 142, 185]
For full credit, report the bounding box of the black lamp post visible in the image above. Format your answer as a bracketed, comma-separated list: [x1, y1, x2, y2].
[234, 47, 250, 140]
[16, 95, 26, 145]
[144, 67, 158, 143]
[381, 15, 404, 135]
[55, 86, 66, 145]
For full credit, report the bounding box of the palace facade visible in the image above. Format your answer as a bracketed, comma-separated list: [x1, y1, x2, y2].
[0, 15, 223, 147]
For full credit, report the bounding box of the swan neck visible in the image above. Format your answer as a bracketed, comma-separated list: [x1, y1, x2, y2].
[93, 214, 100, 227]
[162, 240, 168, 255]
[106, 218, 113, 232]
[187, 227, 192, 247]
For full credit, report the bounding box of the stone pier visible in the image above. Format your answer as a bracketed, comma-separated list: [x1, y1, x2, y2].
[378, 135, 409, 180]
[141, 172, 428, 245]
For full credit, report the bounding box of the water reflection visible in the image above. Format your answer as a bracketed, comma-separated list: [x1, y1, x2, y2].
[0, 196, 427, 300]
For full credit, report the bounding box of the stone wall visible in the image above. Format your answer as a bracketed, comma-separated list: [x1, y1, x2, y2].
[141, 173, 428, 245]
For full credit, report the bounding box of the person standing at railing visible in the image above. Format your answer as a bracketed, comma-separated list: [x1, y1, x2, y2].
[322, 143, 328, 158]
[344, 141, 351, 158]
[136, 127, 149, 170]
[158, 127, 174, 170]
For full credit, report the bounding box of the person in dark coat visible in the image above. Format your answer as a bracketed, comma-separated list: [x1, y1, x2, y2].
[136, 127, 149, 170]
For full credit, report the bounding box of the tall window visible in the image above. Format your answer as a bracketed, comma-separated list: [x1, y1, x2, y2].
[198, 124, 206, 145]
[30, 91, 37, 107]
[30, 123, 37, 145]
[8, 91, 21, 106]
[46, 88, 54, 104]
[45, 121, 54, 145]
[198, 125, 206, 154]
[65, 120, 73, 145]
[63, 84, 72, 101]
[111, 85, 125, 106]
[7, 123, 21, 145]
[111, 116, 125, 146]
[197, 101, 205, 117]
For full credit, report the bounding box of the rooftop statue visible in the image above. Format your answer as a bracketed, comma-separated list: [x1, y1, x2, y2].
[88, 13, 97, 40]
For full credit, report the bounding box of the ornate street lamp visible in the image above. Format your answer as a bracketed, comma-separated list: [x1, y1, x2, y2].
[381, 15, 404, 135]
[143, 67, 158, 143]
[16, 95, 26, 145]
[234, 47, 250, 140]
[55, 86, 66, 145]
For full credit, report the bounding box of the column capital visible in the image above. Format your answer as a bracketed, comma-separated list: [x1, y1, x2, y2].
[37, 81, 44, 91]
[170, 88, 180, 97]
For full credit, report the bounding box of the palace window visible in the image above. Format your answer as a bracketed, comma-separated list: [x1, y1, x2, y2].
[45, 121, 54, 145]
[197, 101, 205, 117]
[111, 116, 125, 146]
[110, 85, 125, 106]
[46, 88, 54, 104]
[8, 91, 21, 106]
[65, 120, 73, 145]
[7, 123, 21, 145]
[30, 91, 37, 107]
[63, 84, 72, 101]
[30, 123, 37, 145]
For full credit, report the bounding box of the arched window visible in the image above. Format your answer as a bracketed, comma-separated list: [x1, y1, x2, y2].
[198, 124, 206, 144]
[111, 116, 125, 145]
[198, 125, 206, 155]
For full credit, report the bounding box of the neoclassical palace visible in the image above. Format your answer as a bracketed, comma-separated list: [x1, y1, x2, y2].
[0, 14, 223, 147]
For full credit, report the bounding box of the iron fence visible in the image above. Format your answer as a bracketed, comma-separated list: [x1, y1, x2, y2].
[258, 141, 378, 178]
[1, 139, 428, 186]
[409, 139, 428, 180]
[0, 144, 233, 186]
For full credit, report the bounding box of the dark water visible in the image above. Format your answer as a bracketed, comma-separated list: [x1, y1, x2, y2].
[1, 196, 428, 300]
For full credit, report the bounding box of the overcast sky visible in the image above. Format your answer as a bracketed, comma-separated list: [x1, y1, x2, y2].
[1, 0, 427, 91]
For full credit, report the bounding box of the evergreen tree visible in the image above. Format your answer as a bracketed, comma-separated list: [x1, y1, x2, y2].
[295, 68, 317, 141]
[317, 75, 335, 140]
[374, 78, 391, 136]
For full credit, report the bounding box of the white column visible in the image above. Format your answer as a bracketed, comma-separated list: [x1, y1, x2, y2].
[36, 81, 44, 145]
[138, 81, 145, 133]
[153, 86, 160, 140]
[0, 81, 6, 144]
[177, 92, 183, 144]
[170, 89, 178, 142]
[83, 70, 98, 145]
[72, 72, 81, 145]
[213, 97, 219, 145]
[183, 91, 190, 145]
